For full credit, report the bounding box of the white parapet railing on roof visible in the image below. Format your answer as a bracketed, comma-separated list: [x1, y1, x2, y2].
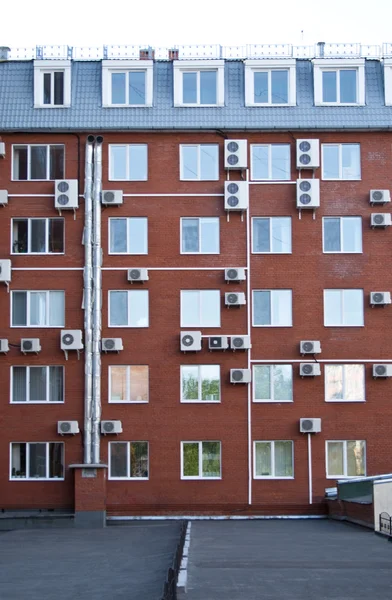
[6, 42, 390, 61]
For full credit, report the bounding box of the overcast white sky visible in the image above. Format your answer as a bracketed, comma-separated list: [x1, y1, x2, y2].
[3, 0, 392, 48]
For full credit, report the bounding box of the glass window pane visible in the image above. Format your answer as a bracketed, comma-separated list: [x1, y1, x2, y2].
[253, 291, 270, 325]
[29, 443, 47, 478]
[343, 290, 363, 326]
[183, 72, 197, 104]
[201, 365, 220, 401]
[49, 366, 63, 402]
[13, 146, 28, 180]
[182, 366, 199, 400]
[30, 367, 47, 402]
[110, 443, 128, 477]
[110, 146, 127, 180]
[345, 365, 365, 401]
[201, 290, 220, 327]
[181, 291, 200, 327]
[129, 71, 146, 105]
[323, 145, 340, 179]
[342, 217, 361, 252]
[347, 441, 365, 476]
[272, 290, 292, 326]
[182, 146, 198, 179]
[328, 441, 344, 476]
[275, 441, 293, 477]
[253, 218, 270, 252]
[255, 442, 271, 476]
[252, 146, 269, 179]
[200, 218, 219, 253]
[325, 365, 344, 401]
[182, 219, 199, 253]
[128, 218, 147, 254]
[271, 145, 290, 180]
[129, 290, 148, 327]
[129, 145, 148, 181]
[271, 70, 288, 104]
[31, 220, 46, 253]
[110, 291, 128, 326]
[130, 442, 148, 477]
[202, 442, 220, 477]
[340, 70, 357, 103]
[110, 366, 128, 401]
[54, 72, 64, 105]
[49, 219, 64, 253]
[324, 290, 342, 325]
[49, 443, 63, 478]
[323, 71, 337, 102]
[13, 219, 28, 253]
[183, 443, 199, 476]
[31, 146, 47, 180]
[254, 72, 268, 103]
[273, 365, 293, 401]
[110, 219, 127, 253]
[11, 443, 26, 477]
[12, 291, 27, 326]
[324, 218, 341, 252]
[49, 291, 65, 326]
[129, 366, 148, 402]
[342, 144, 360, 179]
[30, 292, 47, 326]
[271, 217, 291, 253]
[112, 73, 126, 104]
[200, 71, 217, 104]
[43, 73, 51, 104]
[12, 367, 27, 402]
[254, 366, 271, 401]
[200, 145, 219, 180]
[49, 146, 64, 180]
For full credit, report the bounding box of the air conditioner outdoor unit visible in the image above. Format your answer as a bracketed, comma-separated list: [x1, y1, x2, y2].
[0, 259, 11, 282]
[127, 268, 149, 282]
[0, 142, 5, 157]
[224, 140, 248, 170]
[61, 330, 83, 351]
[300, 418, 322, 433]
[296, 139, 320, 168]
[180, 331, 202, 352]
[300, 363, 321, 377]
[230, 368, 251, 384]
[370, 292, 391, 306]
[208, 336, 229, 350]
[101, 190, 123, 206]
[300, 341, 321, 355]
[21, 338, 41, 353]
[296, 179, 320, 208]
[0, 190, 8, 205]
[230, 335, 251, 350]
[101, 420, 123, 435]
[371, 214, 392, 228]
[101, 338, 123, 352]
[373, 364, 392, 378]
[224, 268, 246, 282]
[225, 292, 246, 307]
[54, 179, 79, 209]
[58, 421, 79, 435]
[0, 339, 9, 353]
[370, 190, 391, 205]
[224, 181, 249, 211]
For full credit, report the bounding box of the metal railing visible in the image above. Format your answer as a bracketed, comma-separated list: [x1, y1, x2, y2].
[379, 512, 392, 537]
[161, 520, 187, 600]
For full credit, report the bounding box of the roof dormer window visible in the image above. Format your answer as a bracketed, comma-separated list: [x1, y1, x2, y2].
[313, 59, 365, 106]
[102, 60, 153, 107]
[34, 60, 71, 108]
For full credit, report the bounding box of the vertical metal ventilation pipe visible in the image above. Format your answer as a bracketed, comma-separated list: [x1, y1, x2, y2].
[91, 135, 103, 464]
[83, 135, 95, 464]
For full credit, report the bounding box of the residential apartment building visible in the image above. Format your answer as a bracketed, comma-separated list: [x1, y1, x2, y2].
[0, 42, 392, 524]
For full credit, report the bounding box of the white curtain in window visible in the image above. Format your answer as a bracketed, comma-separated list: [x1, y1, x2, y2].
[49, 291, 65, 326]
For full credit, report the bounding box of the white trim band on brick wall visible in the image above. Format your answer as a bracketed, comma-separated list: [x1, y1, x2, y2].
[107, 515, 327, 521]
[251, 359, 392, 363]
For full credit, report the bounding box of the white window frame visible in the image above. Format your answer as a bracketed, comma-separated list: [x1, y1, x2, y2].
[252, 365, 293, 403]
[383, 59, 392, 106]
[108, 217, 148, 255]
[326, 440, 366, 479]
[253, 441, 294, 479]
[102, 60, 153, 107]
[323, 289, 364, 327]
[11, 290, 65, 328]
[173, 60, 225, 107]
[12, 144, 65, 181]
[108, 365, 149, 403]
[313, 59, 365, 106]
[108, 441, 149, 480]
[180, 365, 221, 403]
[180, 290, 221, 328]
[244, 59, 296, 107]
[108, 144, 148, 181]
[179, 144, 219, 181]
[10, 366, 64, 404]
[180, 441, 222, 480]
[180, 217, 220, 254]
[250, 144, 291, 181]
[321, 144, 361, 181]
[252, 290, 293, 327]
[322, 217, 362, 254]
[10, 442, 64, 480]
[108, 290, 149, 328]
[324, 364, 365, 403]
[11, 217, 65, 255]
[34, 60, 71, 108]
[252, 216, 292, 254]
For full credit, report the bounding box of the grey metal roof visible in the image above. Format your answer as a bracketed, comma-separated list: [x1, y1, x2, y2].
[0, 59, 391, 132]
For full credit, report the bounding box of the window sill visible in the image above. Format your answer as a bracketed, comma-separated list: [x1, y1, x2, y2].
[252, 324, 293, 328]
[315, 102, 363, 107]
[181, 476, 221, 480]
[11, 179, 59, 182]
[34, 104, 70, 109]
[180, 252, 220, 256]
[103, 104, 152, 108]
[108, 325, 149, 329]
[10, 325, 65, 328]
[323, 251, 362, 255]
[108, 400, 148, 404]
[11, 252, 65, 256]
[253, 399, 293, 403]
[181, 400, 220, 404]
[322, 178, 361, 181]
[246, 103, 295, 108]
[175, 103, 223, 108]
[326, 475, 365, 480]
[181, 325, 221, 329]
[254, 476, 294, 480]
[108, 253, 148, 256]
[180, 178, 220, 182]
[324, 324, 364, 328]
[10, 477, 64, 481]
[325, 399, 365, 403]
[108, 477, 149, 481]
[11, 401, 64, 405]
[108, 179, 148, 182]
[250, 178, 291, 182]
[252, 251, 292, 255]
